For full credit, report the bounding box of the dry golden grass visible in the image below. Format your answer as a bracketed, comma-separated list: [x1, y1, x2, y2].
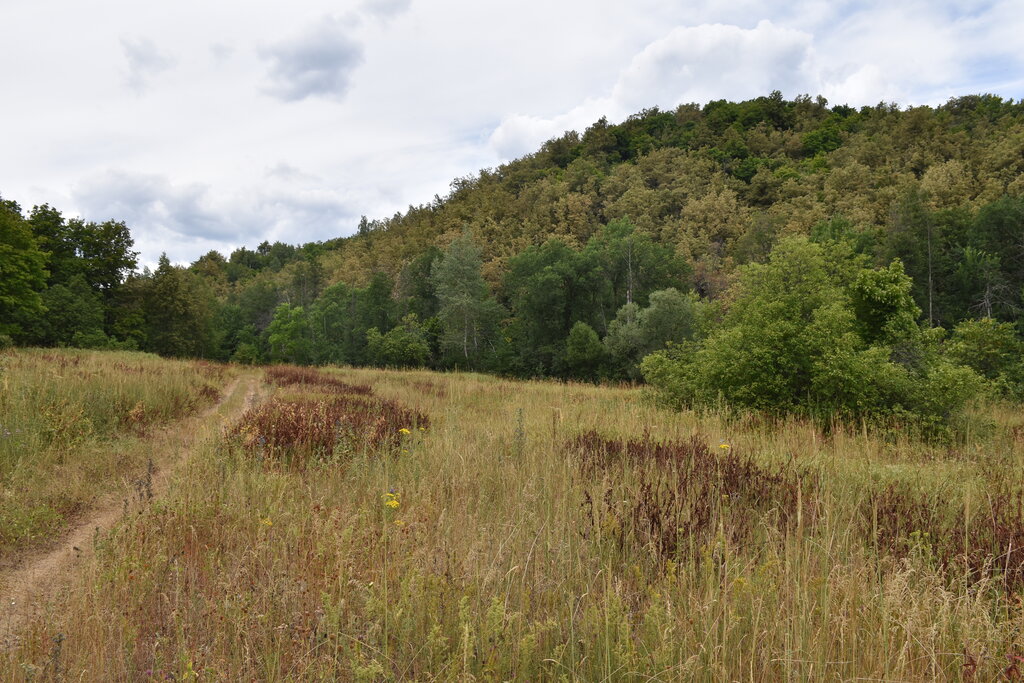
[4, 360, 1024, 680]
[0, 349, 233, 557]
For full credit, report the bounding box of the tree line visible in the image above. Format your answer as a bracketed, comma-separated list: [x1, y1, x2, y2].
[2, 92, 1024, 428]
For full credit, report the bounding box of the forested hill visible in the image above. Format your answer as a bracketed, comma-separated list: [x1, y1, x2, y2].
[3, 93, 1024, 387]
[323, 93, 1024, 291]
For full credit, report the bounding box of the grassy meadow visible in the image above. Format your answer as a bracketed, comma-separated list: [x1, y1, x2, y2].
[4, 351, 1024, 680]
[0, 349, 231, 557]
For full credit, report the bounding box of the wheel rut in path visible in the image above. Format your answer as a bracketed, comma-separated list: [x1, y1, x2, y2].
[0, 373, 261, 647]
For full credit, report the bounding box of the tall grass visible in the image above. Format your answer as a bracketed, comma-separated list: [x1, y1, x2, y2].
[0, 348, 230, 555]
[4, 364, 1024, 680]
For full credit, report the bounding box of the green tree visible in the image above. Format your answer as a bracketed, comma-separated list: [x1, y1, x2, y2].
[849, 259, 921, 347]
[27, 204, 78, 286]
[503, 240, 589, 374]
[954, 246, 1011, 320]
[310, 281, 357, 364]
[581, 218, 688, 315]
[802, 118, 843, 156]
[946, 317, 1024, 398]
[37, 274, 106, 346]
[283, 258, 324, 308]
[213, 276, 280, 361]
[365, 314, 430, 368]
[565, 321, 606, 381]
[642, 237, 982, 430]
[432, 232, 502, 364]
[106, 274, 149, 351]
[639, 288, 705, 350]
[307, 274, 397, 365]
[356, 272, 395, 342]
[144, 255, 218, 357]
[972, 197, 1024, 298]
[395, 247, 442, 321]
[71, 219, 138, 293]
[604, 288, 705, 380]
[268, 303, 313, 364]
[881, 189, 936, 321]
[0, 198, 47, 340]
[604, 302, 644, 379]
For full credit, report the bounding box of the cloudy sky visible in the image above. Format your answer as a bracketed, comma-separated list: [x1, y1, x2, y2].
[2, 0, 1022, 267]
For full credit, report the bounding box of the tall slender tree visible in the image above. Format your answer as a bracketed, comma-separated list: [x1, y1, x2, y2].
[432, 232, 502, 364]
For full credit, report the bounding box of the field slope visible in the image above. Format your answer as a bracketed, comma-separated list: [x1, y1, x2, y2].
[3, 358, 1024, 680]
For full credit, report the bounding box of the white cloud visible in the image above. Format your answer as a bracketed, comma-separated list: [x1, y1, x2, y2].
[74, 170, 233, 241]
[611, 21, 813, 110]
[818, 64, 903, 108]
[72, 168, 359, 266]
[0, 0, 1020, 267]
[258, 15, 365, 102]
[490, 20, 814, 159]
[487, 4, 1024, 161]
[121, 37, 175, 93]
[360, 0, 412, 19]
[209, 43, 234, 62]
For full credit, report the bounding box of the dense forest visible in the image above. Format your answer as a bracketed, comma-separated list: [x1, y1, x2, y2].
[3, 92, 1023, 426]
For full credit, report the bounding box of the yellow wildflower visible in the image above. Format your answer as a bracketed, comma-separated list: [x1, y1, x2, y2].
[260, 517, 273, 527]
[398, 428, 411, 435]
[719, 443, 730, 450]
[382, 492, 400, 509]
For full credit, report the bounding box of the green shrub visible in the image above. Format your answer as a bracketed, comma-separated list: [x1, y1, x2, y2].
[641, 237, 984, 430]
[565, 321, 606, 380]
[231, 342, 260, 365]
[366, 314, 431, 368]
[946, 317, 1024, 400]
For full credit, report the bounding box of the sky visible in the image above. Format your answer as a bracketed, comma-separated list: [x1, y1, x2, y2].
[2, 0, 1022, 268]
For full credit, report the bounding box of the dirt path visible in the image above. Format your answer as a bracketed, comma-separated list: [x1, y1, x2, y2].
[0, 373, 260, 647]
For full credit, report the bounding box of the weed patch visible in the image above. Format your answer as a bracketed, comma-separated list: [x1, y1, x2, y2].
[864, 482, 1024, 594]
[232, 395, 428, 466]
[570, 431, 814, 561]
[264, 365, 373, 395]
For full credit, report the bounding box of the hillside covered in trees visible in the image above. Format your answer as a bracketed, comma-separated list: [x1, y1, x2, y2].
[3, 92, 1024, 425]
